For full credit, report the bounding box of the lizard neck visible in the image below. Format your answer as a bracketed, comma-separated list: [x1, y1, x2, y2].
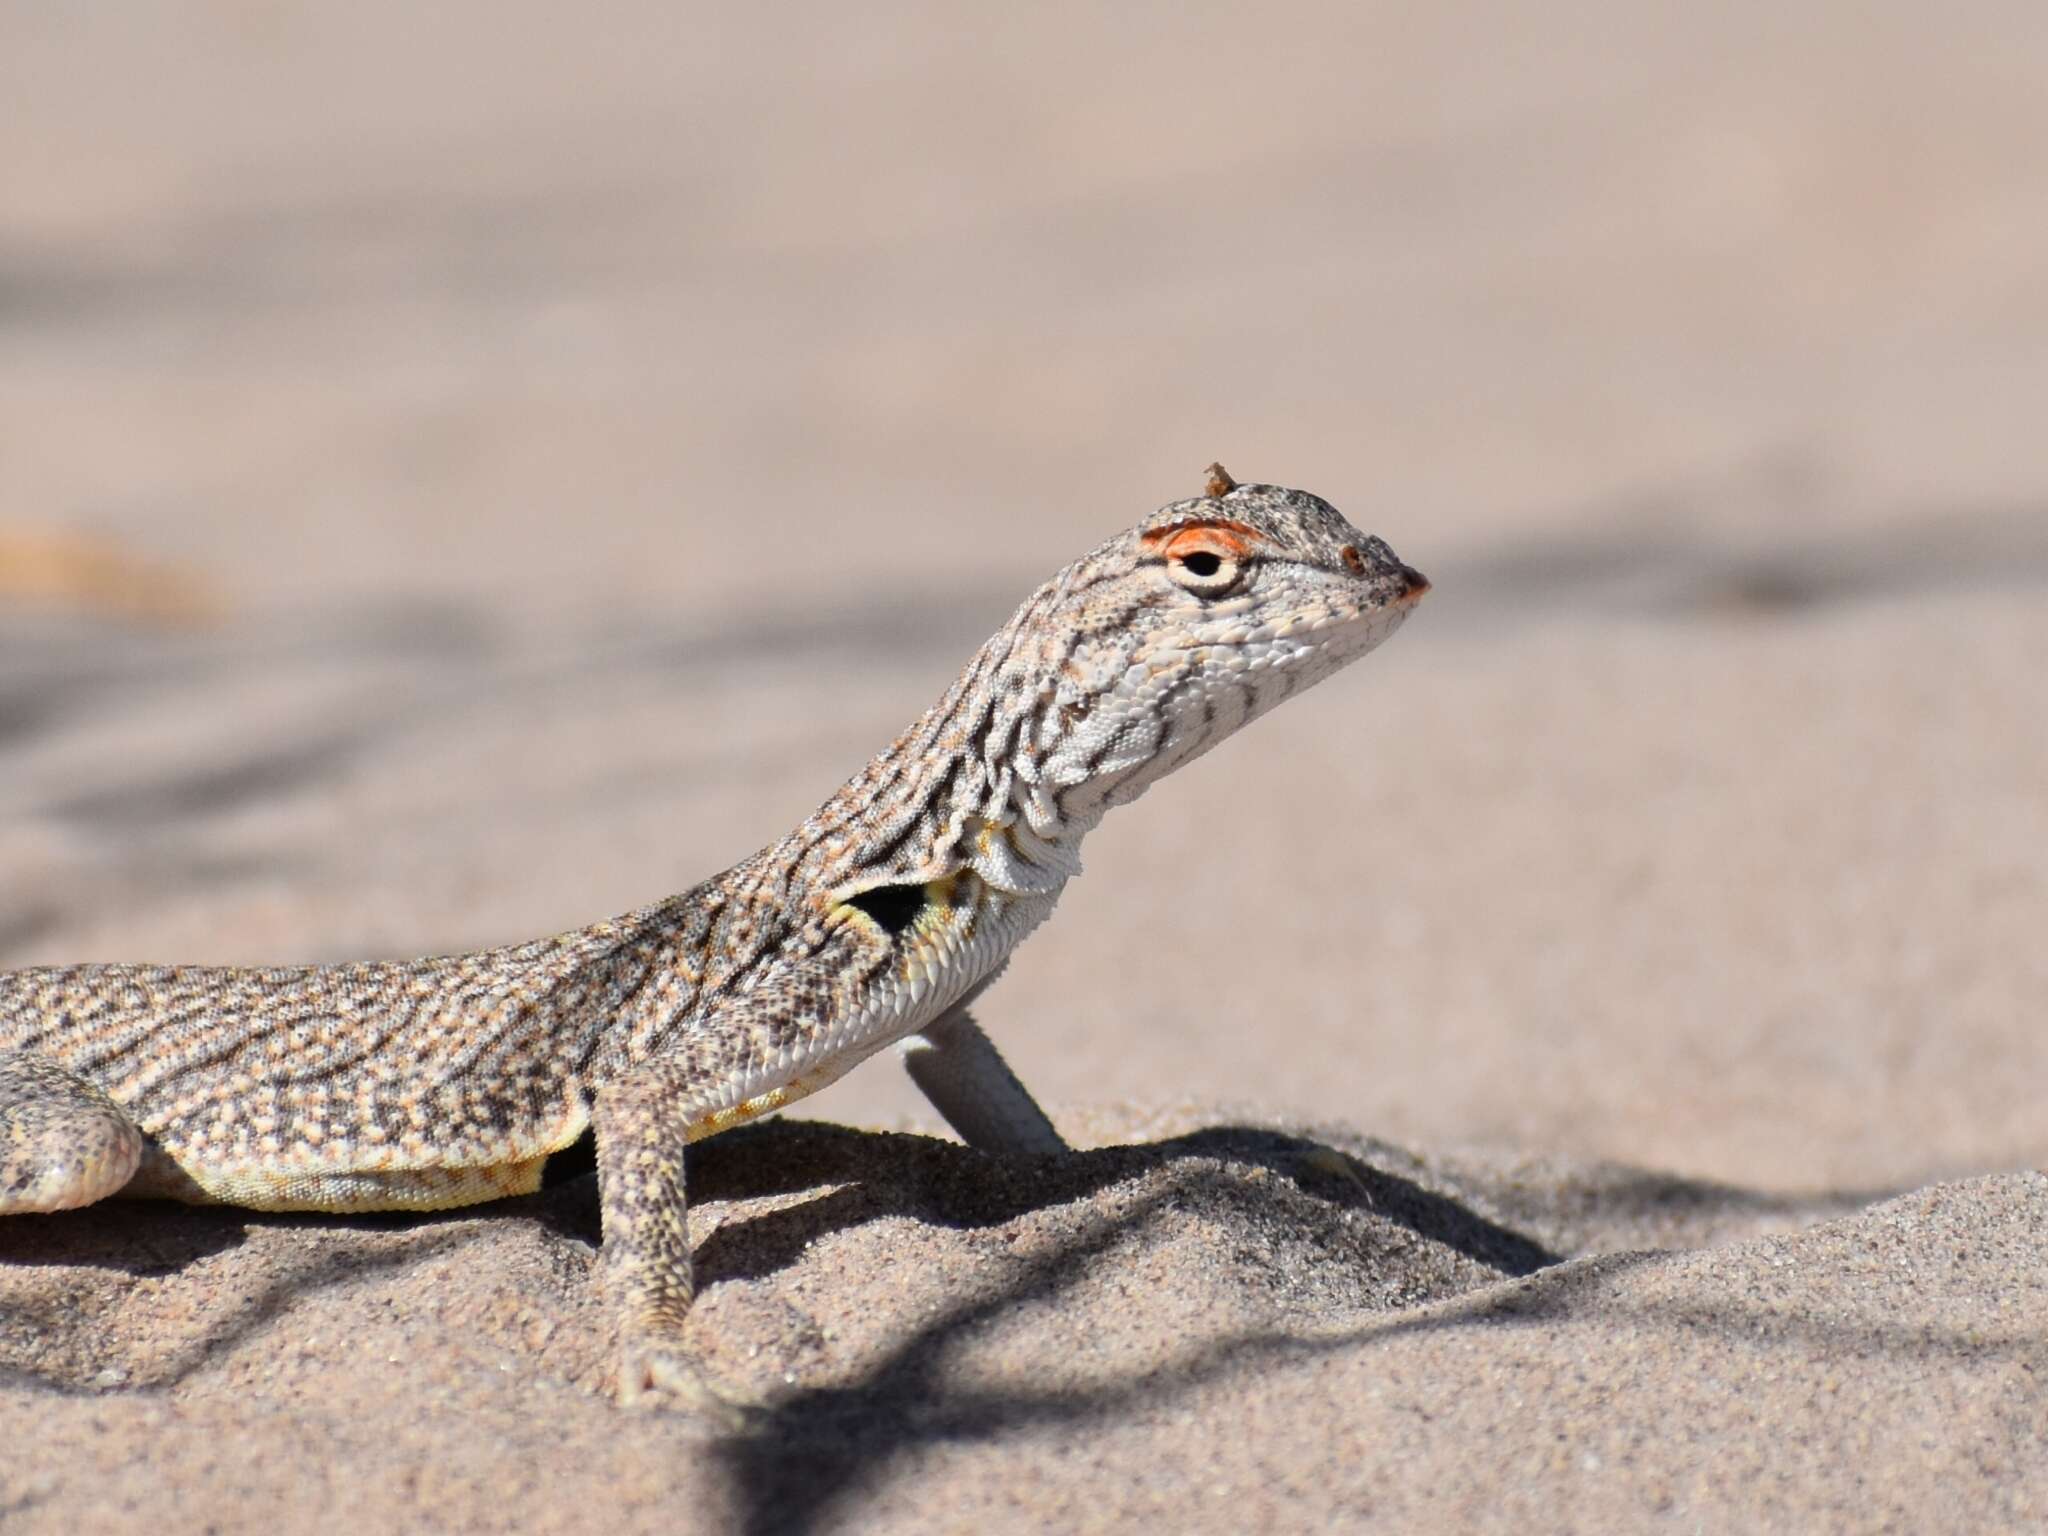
[780, 595, 1101, 906]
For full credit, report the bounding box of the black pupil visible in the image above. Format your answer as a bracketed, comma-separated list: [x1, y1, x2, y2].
[1181, 551, 1223, 578]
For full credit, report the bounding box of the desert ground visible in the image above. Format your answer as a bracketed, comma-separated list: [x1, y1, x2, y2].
[2, 3, 2044, 1531]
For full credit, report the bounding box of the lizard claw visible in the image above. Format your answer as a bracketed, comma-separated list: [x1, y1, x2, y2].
[616, 1338, 765, 1432]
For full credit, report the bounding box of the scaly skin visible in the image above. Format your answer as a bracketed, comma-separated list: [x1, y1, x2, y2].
[0, 468, 1428, 1413]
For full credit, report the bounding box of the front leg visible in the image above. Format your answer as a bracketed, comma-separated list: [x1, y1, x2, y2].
[593, 1018, 1062, 1417]
[591, 911, 912, 1416]
[899, 1006, 1067, 1157]
[592, 1058, 748, 1422]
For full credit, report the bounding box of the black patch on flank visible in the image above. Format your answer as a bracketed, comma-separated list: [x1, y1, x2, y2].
[845, 882, 928, 936]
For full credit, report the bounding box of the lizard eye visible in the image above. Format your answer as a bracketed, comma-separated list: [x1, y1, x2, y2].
[1161, 528, 1249, 598]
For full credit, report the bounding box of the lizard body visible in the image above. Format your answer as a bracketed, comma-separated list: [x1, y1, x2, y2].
[0, 471, 1427, 1412]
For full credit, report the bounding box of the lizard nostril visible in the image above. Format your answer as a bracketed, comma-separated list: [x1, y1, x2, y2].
[1396, 565, 1430, 600]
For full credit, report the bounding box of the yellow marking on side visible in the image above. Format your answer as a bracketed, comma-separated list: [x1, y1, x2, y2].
[823, 899, 867, 935]
[684, 1086, 802, 1142]
[684, 1048, 880, 1145]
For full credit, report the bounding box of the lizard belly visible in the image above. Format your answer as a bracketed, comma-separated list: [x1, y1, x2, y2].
[680, 1047, 883, 1142]
[123, 1099, 593, 1213]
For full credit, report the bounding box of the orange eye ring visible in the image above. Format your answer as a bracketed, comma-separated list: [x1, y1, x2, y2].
[1158, 526, 1250, 596]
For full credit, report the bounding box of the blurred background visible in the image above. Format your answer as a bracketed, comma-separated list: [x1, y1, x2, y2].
[2, 1, 2043, 1189]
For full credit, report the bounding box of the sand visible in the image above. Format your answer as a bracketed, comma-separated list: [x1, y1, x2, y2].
[5, 1119, 2042, 1532]
[2, 2, 2045, 1531]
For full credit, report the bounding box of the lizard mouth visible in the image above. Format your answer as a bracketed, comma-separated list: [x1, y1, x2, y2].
[1392, 565, 1431, 605]
[1333, 586, 1426, 656]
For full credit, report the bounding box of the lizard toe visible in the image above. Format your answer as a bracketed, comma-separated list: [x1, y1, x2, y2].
[616, 1338, 764, 1432]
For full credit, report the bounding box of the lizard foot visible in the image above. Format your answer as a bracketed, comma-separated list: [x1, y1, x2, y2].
[616, 1337, 765, 1432]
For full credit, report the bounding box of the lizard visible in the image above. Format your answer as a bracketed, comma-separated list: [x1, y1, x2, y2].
[0, 467, 1428, 1416]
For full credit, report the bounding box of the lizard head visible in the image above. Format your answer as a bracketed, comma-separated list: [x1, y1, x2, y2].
[1004, 468, 1428, 833]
